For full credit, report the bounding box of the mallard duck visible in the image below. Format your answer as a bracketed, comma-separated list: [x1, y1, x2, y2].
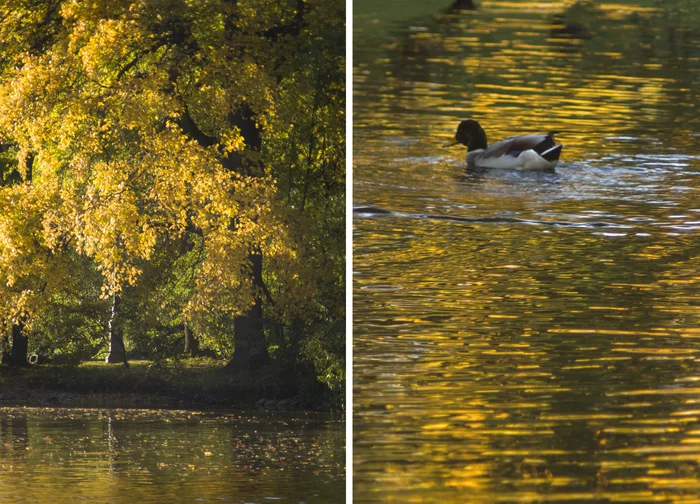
[446, 119, 563, 171]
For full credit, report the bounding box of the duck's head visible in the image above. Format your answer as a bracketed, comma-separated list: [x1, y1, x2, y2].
[447, 119, 488, 151]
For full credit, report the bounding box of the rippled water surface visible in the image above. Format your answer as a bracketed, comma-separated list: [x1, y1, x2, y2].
[353, 0, 700, 502]
[0, 408, 344, 503]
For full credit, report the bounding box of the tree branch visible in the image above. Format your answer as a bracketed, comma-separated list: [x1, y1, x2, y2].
[177, 106, 217, 148]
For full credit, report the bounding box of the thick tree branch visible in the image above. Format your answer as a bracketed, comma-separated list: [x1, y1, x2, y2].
[260, 276, 275, 307]
[177, 107, 217, 148]
[116, 53, 142, 81]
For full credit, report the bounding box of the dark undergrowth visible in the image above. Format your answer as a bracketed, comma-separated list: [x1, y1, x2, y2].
[0, 358, 343, 412]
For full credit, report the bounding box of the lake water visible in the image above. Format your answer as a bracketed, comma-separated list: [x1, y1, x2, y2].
[353, 0, 700, 502]
[0, 407, 345, 503]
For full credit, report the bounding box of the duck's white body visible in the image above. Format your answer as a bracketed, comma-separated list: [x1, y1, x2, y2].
[467, 142, 562, 171]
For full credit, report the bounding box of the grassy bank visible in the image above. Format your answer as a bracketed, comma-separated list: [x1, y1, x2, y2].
[0, 358, 343, 411]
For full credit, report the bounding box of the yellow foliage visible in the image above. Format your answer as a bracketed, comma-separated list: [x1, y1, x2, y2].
[0, 0, 342, 341]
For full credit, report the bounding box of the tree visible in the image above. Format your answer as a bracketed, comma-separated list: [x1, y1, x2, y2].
[0, 0, 345, 382]
[262, 0, 345, 389]
[0, 181, 69, 365]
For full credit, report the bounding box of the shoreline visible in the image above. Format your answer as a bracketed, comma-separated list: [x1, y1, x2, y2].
[0, 358, 343, 413]
[0, 390, 319, 412]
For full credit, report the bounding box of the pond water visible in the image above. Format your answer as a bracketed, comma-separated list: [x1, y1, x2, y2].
[353, 0, 700, 502]
[0, 408, 345, 503]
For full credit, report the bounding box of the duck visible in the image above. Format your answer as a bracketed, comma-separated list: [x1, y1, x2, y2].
[446, 119, 563, 171]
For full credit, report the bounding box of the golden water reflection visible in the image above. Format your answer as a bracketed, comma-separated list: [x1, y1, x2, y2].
[354, 0, 700, 501]
[0, 408, 344, 504]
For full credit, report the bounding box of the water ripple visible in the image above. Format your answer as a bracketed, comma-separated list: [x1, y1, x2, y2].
[355, 0, 700, 501]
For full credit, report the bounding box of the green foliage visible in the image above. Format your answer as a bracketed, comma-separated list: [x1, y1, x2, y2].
[0, 144, 20, 187]
[28, 252, 108, 363]
[301, 319, 346, 391]
[262, 0, 346, 391]
[117, 238, 195, 359]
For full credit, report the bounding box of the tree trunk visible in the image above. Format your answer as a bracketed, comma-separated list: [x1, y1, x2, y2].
[224, 105, 269, 372]
[225, 251, 269, 372]
[178, 103, 269, 372]
[0, 332, 10, 364]
[10, 323, 28, 366]
[183, 321, 199, 356]
[105, 293, 129, 367]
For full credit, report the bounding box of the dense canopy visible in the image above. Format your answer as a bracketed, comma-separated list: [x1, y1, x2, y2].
[0, 0, 345, 394]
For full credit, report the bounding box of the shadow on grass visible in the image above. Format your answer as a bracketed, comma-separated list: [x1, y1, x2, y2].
[0, 357, 342, 411]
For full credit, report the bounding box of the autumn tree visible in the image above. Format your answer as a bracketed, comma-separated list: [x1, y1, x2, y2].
[0, 179, 70, 365]
[0, 0, 344, 386]
[0, 0, 345, 381]
[262, 1, 345, 388]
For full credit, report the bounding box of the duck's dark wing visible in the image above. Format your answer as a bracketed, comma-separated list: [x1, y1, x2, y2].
[481, 133, 558, 159]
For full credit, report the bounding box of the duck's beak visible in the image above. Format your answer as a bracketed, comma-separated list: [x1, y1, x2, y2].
[443, 138, 459, 147]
